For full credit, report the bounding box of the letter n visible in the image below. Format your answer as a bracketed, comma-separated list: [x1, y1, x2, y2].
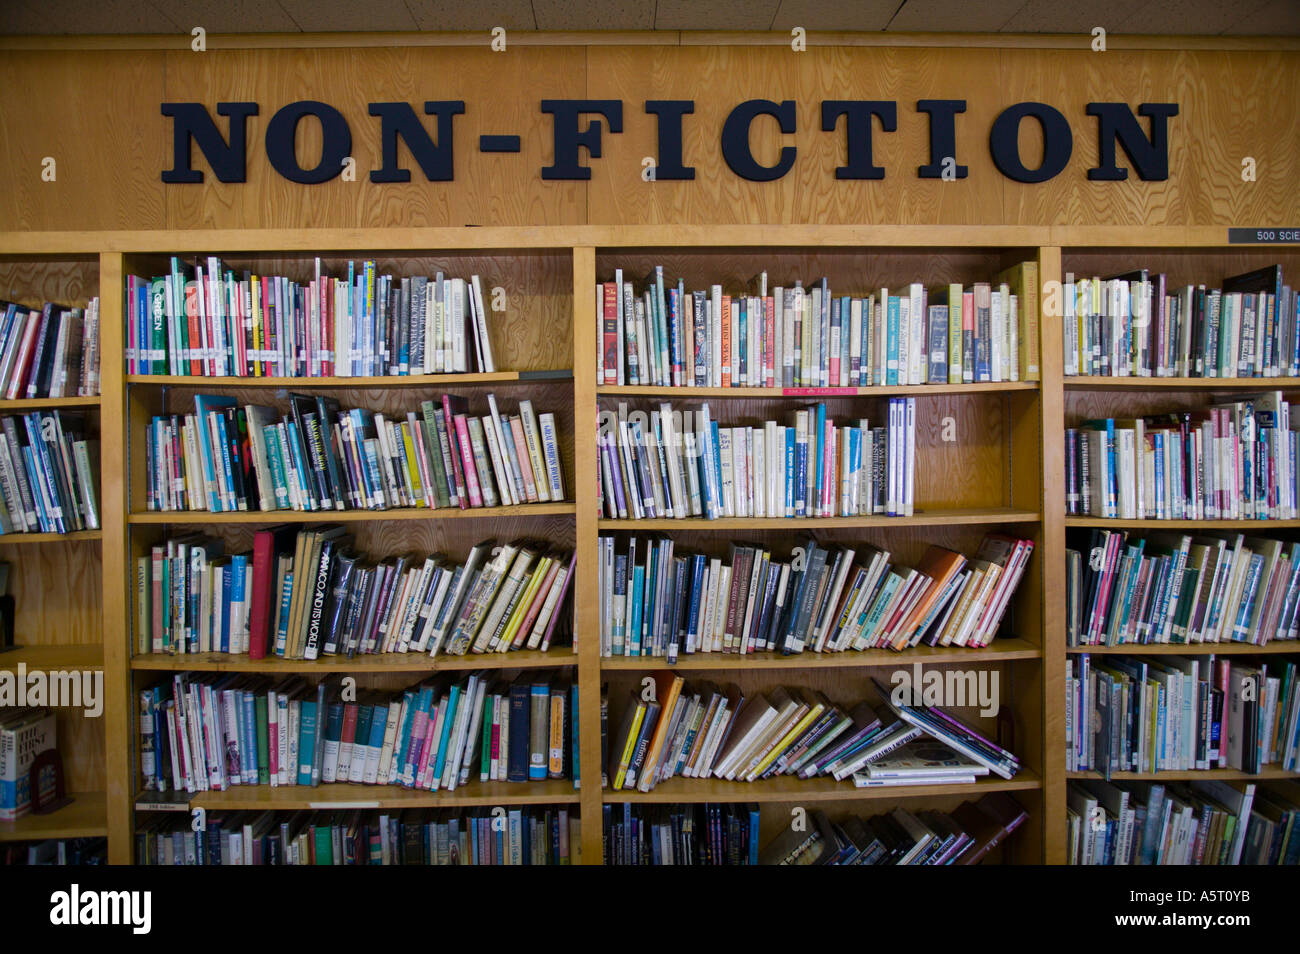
[161, 102, 259, 183]
[1087, 103, 1179, 181]
[370, 102, 465, 183]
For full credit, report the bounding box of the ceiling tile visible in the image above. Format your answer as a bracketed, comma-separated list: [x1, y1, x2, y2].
[887, 0, 1031, 32]
[1222, 0, 1300, 35]
[0, 0, 180, 34]
[1116, 0, 1275, 35]
[275, 0, 420, 32]
[404, 0, 539, 31]
[769, 0, 900, 31]
[157, 0, 300, 34]
[655, 0, 781, 30]
[531, 0, 655, 30]
[999, 0, 1148, 34]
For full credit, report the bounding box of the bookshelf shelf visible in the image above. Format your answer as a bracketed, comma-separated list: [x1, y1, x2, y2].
[603, 770, 1041, 804]
[1067, 643, 1300, 655]
[599, 637, 1042, 669]
[1067, 767, 1299, 782]
[1065, 516, 1300, 530]
[597, 382, 1038, 399]
[0, 793, 107, 842]
[0, 395, 101, 410]
[127, 502, 576, 524]
[1064, 376, 1300, 391]
[599, 507, 1040, 532]
[129, 650, 576, 673]
[0, 530, 101, 544]
[184, 780, 581, 811]
[126, 370, 574, 389]
[0, 643, 103, 671]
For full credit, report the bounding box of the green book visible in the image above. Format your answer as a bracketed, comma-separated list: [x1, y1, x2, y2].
[255, 694, 270, 785]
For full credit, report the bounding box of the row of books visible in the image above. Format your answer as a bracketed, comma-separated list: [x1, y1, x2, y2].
[0, 412, 98, 535]
[136, 807, 578, 865]
[126, 258, 497, 378]
[603, 803, 759, 865]
[597, 263, 1040, 389]
[0, 298, 100, 399]
[597, 533, 1032, 659]
[135, 529, 575, 659]
[1066, 530, 1300, 647]
[598, 399, 916, 521]
[139, 670, 578, 795]
[603, 674, 1020, 793]
[1066, 395, 1296, 521]
[1067, 654, 1299, 776]
[761, 794, 1028, 866]
[1068, 779, 1299, 865]
[1063, 264, 1297, 379]
[145, 392, 564, 514]
[1, 838, 106, 866]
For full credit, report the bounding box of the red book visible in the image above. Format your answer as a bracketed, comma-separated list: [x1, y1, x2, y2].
[601, 282, 618, 385]
[440, 394, 470, 508]
[453, 413, 484, 508]
[248, 526, 293, 659]
[7, 309, 42, 400]
[337, 703, 359, 773]
[765, 296, 775, 387]
[512, 558, 562, 649]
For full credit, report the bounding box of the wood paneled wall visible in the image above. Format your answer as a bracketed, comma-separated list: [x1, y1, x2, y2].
[0, 42, 1296, 232]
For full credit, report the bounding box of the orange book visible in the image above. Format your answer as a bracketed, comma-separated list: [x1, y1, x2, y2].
[636, 670, 685, 791]
[890, 546, 969, 650]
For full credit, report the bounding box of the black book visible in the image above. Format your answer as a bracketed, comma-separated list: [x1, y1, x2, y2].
[25, 304, 55, 399]
[321, 548, 360, 656]
[312, 395, 346, 509]
[303, 535, 347, 659]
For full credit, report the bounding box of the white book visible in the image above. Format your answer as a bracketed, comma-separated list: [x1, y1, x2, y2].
[538, 412, 565, 502]
[718, 427, 735, 518]
[470, 274, 495, 373]
[518, 399, 551, 503]
[908, 283, 925, 385]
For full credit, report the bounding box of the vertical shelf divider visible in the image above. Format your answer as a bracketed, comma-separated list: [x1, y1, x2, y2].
[572, 245, 603, 863]
[98, 251, 131, 863]
[1038, 245, 1066, 863]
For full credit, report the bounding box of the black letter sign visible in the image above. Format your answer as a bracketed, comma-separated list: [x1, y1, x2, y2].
[722, 100, 797, 182]
[161, 102, 259, 183]
[989, 102, 1073, 184]
[541, 100, 624, 180]
[265, 101, 352, 184]
[1086, 102, 1179, 181]
[369, 101, 465, 183]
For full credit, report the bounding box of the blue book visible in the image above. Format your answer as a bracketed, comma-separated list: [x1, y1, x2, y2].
[1153, 431, 1165, 517]
[273, 570, 294, 656]
[682, 553, 706, 657]
[240, 690, 258, 784]
[193, 395, 237, 512]
[784, 426, 795, 518]
[813, 403, 826, 514]
[570, 682, 580, 789]
[738, 297, 748, 385]
[219, 562, 233, 653]
[667, 285, 681, 385]
[709, 421, 723, 521]
[627, 565, 645, 659]
[794, 424, 808, 517]
[886, 296, 901, 386]
[402, 687, 434, 786]
[388, 690, 417, 784]
[432, 684, 462, 784]
[840, 296, 852, 387]
[230, 553, 247, 651]
[748, 805, 761, 865]
[297, 700, 318, 786]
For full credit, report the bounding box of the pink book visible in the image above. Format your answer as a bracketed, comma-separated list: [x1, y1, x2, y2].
[512, 559, 561, 650]
[404, 703, 432, 788]
[510, 416, 539, 502]
[541, 552, 578, 651]
[267, 694, 280, 784]
[453, 413, 484, 507]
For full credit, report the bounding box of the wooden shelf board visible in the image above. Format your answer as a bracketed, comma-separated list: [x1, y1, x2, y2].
[128, 502, 575, 524]
[127, 370, 572, 388]
[0, 395, 101, 410]
[185, 779, 580, 811]
[0, 792, 107, 841]
[1067, 767, 1298, 782]
[0, 643, 103, 671]
[1066, 377, 1300, 391]
[1065, 516, 1300, 530]
[600, 637, 1041, 669]
[1068, 642, 1300, 655]
[130, 650, 576, 673]
[601, 508, 1040, 531]
[598, 382, 1038, 399]
[0, 530, 101, 544]
[604, 769, 1040, 804]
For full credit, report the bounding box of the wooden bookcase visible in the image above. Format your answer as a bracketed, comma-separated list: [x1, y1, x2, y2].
[1, 225, 1296, 864]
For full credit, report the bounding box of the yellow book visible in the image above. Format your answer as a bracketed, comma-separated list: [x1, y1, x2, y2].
[613, 701, 647, 791]
[748, 691, 826, 780]
[498, 555, 552, 652]
[250, 272, 262, 377]
[400, 423, 425, 508]
[996, 260, 1040, 382]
